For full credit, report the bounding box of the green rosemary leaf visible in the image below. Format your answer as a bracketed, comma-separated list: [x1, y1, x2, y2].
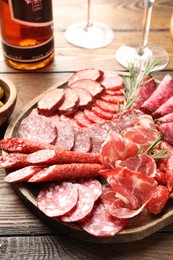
[123, 58, 159, 110]
[151, 148, 170, 159]
[146, 136, 162, 154]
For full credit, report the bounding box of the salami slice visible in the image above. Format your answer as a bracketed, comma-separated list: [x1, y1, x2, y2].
[84, 109, 106, 124]
[37, 182, 78, 217]
[74, 110, 94, 127]
[54, 121, 75, 150]
[28, 163, 104, 182]
[69, 88, 93, 108]
[73, 128, 92, 153]
[157, 123, 173, 146]
[80, 179, 103, 201]
[3, 166, 43, 182]
[153, 96, 173, 118]
[18, 111, 57, 144]
[58, 88, 79, 114]
[100, 94, 125, 104]
[157, 112, 173, 123]
[0, 137, 65, 154]
[91, 106, 113, 120]
[0, 153, 29, 169]
[61, 183, 95, 222]
[80, 201, 126, 237]
[131, 75, 157, 109]
[95, 99, 119, 114]
[37, 88, 65, 115]
[68, 68, 103, 86]
[141, 74, 173, 114]
[70, 79, 104, 97]
[27, 148, 101, 165]
[98, 71, 124, 90]
[104, 89, 124, 96]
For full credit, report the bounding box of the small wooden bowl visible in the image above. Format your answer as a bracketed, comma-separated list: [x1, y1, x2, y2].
[0, 76, 17, 127]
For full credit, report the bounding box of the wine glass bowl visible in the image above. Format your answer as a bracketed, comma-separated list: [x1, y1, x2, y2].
[65, 0, 114, 49]
[115, 0, 169, 71]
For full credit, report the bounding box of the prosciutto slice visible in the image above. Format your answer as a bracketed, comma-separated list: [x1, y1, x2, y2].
[100, 130, 140, 168]
[101, 167, 158, 218]
[115, 153, 157, 177]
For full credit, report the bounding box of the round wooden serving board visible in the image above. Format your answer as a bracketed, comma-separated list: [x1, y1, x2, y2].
[3, 74, 173, 243]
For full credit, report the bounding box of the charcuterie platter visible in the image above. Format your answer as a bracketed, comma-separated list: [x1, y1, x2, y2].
[1, 66, 173, 243]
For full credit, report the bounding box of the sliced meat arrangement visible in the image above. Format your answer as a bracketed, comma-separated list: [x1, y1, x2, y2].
[2, 69, 173, 239]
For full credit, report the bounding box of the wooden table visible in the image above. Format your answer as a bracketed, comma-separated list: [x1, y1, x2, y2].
[1, 0, 173, 259]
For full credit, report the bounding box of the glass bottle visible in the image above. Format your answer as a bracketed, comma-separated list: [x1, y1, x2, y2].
[0, 0, 54, 70]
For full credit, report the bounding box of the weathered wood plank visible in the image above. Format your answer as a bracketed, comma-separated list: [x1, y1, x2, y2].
[1, 232, 173, 260]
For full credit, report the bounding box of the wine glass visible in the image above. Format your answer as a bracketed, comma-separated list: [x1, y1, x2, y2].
[65, 0, 114, 49]
[115, 0, 169, 71]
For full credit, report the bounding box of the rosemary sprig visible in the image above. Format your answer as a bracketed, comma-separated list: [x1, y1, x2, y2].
[123, 58, 159, 110]
[145, 136, 170, 159]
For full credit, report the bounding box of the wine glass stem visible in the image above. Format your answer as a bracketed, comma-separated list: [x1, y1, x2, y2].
[86, 0, 93, 30]
[138, 0, 155, 55]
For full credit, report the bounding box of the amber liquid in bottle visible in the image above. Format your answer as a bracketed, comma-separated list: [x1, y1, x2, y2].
[0, 0, 54, 70]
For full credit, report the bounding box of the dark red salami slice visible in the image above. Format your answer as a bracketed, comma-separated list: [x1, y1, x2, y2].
[0, 153, 29, 169]
[153, 96, 173, 118]
[98, 71, 124, 90]
[69, 88, 93, 108]
[80, 201, 126, 237]
[18, 111, 57, 145]
[74, 110, 94, 127]
[131, 75, 157, 109]
[37, 88, 65, 115]
[61, 183, 95, 222]
[95, 99, 119, 113]
[3, 166, 43, 182]
[70, 79, 104, 97]
[58, 88, 79, 114]
[28, 163, 104, 182]
[141, 74, 173, 114]
[68, 68, 103, 86]
[157, 112, 173, 123]
[92, 106, 113, 120]
[157, 123, 173, 146]
[54, 121, 75, 150]
[86, 123, 112, 153]
[84, 109, 106, 124]
[73, 128, 92, 153]
[80, 179, 103, 201]
[37, 182, 78, 217]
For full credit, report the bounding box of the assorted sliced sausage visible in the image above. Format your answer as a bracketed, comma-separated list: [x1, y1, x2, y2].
[2, 68, 173, 238]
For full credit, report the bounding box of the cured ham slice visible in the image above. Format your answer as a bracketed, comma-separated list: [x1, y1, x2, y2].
[37, 182, 78, 217]
[80, 201, 126, 237]
[121, 125, 160, 149]
[115, 153, 157, 177]
[158, 112, 173, 123]
[101, 167, 158, 219]
[146, 185, 170, 214]
[100, 130, 140, 168]
[141, 74, 173, 114]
